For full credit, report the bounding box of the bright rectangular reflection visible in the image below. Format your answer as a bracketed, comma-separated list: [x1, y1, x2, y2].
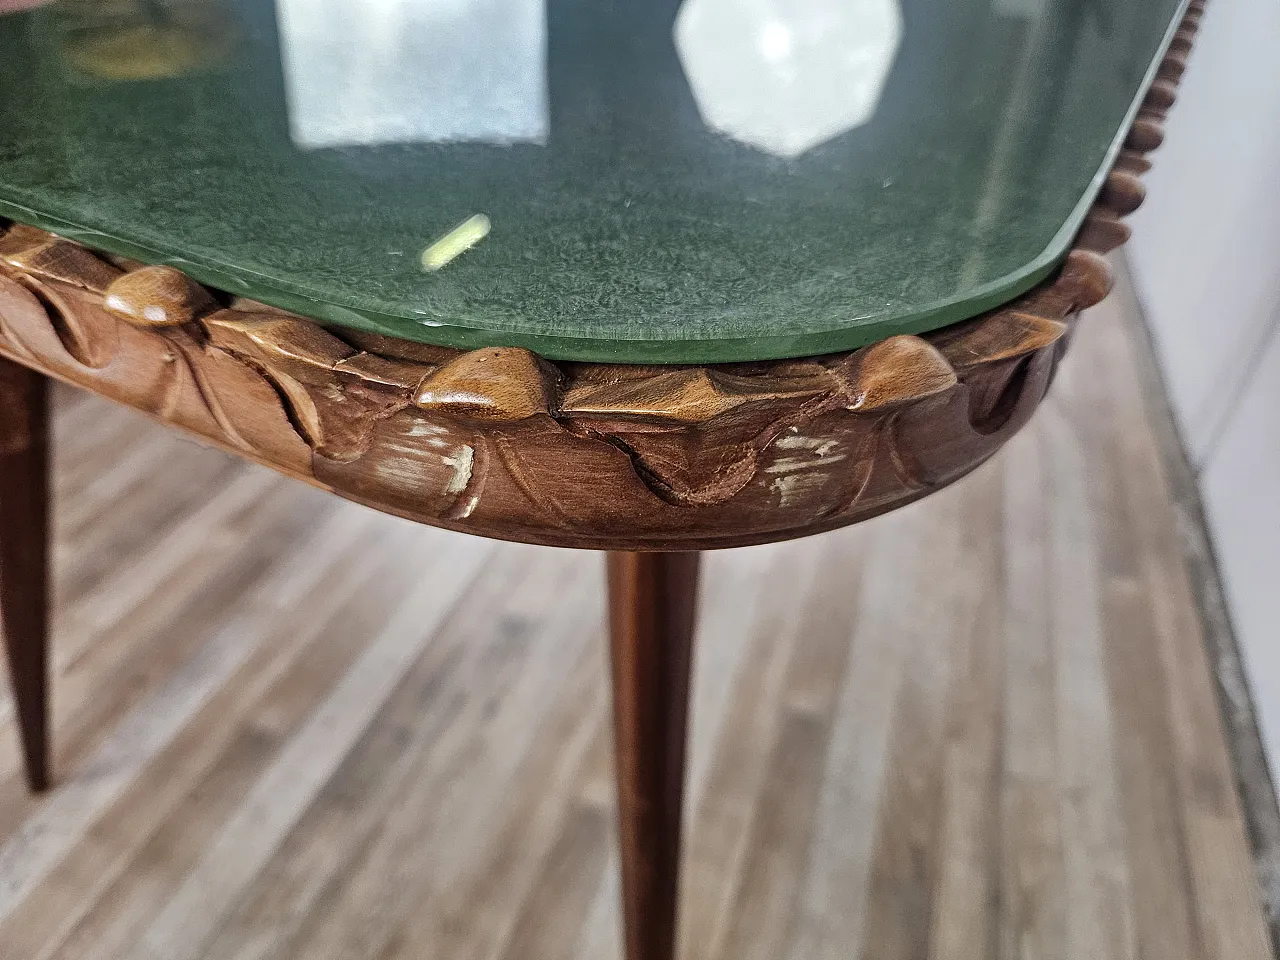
[275, 0, 548, 148]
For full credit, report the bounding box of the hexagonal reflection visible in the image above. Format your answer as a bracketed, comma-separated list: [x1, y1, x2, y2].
[675, 0, 903, 158]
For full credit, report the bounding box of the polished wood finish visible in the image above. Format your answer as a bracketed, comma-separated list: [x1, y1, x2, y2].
[0, 274, 1268, 958]
[608, 552, 701, 960]
[0, 356, 48, 791]
[0, 226, 1113, 550]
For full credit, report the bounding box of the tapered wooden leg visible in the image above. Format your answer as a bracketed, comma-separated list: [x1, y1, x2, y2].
[607, 551, 701, 960]
[0, 357, 50, 792]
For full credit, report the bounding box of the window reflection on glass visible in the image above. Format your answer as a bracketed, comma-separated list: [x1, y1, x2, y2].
[674, 0, 903, 158]
[275, 0, 548, 149]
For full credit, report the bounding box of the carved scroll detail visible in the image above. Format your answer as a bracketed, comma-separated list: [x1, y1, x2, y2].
[0, 4, 1194, 550]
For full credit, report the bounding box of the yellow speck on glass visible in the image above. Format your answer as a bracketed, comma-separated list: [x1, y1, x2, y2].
[422, 215, 493, 272]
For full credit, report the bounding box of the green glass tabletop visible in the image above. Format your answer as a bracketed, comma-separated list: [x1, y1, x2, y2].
[0, 0, 1184, 362]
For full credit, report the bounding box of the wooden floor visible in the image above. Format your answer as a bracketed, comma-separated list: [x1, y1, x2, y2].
[0, 279, 1271, 960]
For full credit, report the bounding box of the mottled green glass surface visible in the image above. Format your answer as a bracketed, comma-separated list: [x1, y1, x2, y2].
[0, 0, 1184, 362]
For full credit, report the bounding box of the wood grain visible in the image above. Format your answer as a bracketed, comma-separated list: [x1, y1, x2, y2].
[0, 265, 1266, 959]
[0, 228, 1114, 550]
[607, 552, 701, 960]
[0, 357, 49, 791]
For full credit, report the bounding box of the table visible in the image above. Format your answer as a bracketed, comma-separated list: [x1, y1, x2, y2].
[0, 0, 1197, 957]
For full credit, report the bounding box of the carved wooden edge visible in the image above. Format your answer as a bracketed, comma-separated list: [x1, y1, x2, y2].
[0, 6, 1198, 550]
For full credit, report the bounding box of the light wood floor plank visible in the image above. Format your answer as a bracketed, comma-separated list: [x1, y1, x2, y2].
[854, 492, 973, 960]
[715, 533, 869, 960]
[281, 554, 602, 960]
[196, 547, 595, 960]
[0, 493, 361, 919]
[998, 424, 1068, 960]
[1069, 299, 1204, 960]
[133, 534, 497, 960]
[1041, 389, 1138, 960]
[34, 519, 421, 960]
[926, 466, 1005, 960]
[1094, 284, 1274, 960]
[784, 506, 936, 960]
[677, 541, 827, 960]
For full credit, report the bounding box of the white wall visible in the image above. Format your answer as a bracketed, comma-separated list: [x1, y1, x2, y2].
[1202, 325, 1280, 759]
[1127, 0, 1280, 465]
[1127, 0, 1280, 767]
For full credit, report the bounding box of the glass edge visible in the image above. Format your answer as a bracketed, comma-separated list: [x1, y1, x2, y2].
[0, 0, 1189, 366]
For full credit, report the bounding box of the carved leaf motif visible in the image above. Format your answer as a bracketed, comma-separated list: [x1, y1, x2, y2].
[490, 418, 669, 531]
[311, 409, 486, 520]
[558, 365, 841, 506]
[879, 412, 927, 491]
[0, 272, 120, 369]
[27, 279, 120, 369]
[963, 356, 1037, 436]
[1078, 212, 1131, 254]
[205, 309, 356, 377]
[759, 424, 863, 517]
[0, 261, 312, 472]
[167, 333, 257, 450]
[569, 424, 760, 507]
[561, 367, 827, 422]
[829, 335, 957, 412]
[0, 274, 53, 365]
[285, 376, 412, 463]
[931, 311, 1066, 372]
[172, 340, 313, 470]
[205, 309, 420, 462]
[0, 234, 122, 291]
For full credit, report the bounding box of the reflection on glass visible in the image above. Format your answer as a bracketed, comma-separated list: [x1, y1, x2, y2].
[992, 0, 1048, 19]
[275, 0, 548, 149]
[48, 0, 237, 83]
[674, 0, 902, 158]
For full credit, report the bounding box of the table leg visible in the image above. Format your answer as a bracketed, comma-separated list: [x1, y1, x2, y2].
[0, 357, 50, 791]
[606, 551, 701, 960]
